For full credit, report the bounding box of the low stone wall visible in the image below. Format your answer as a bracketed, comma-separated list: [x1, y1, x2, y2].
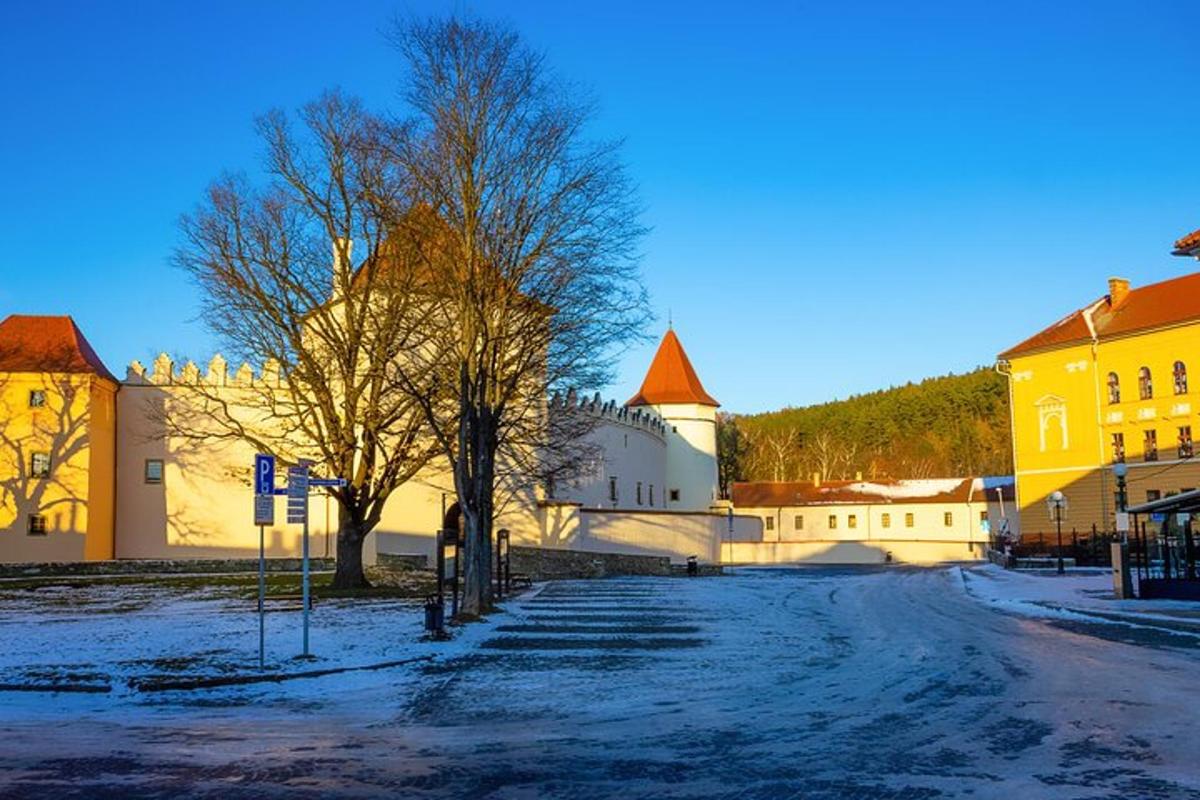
[0, 557, 336, 579]
[509, 545, 671, 580]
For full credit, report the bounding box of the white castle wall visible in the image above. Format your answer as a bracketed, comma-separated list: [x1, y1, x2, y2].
[635, 401, 719, 512]
[114, 354, 353, 561]
[550, 391, 669, 511]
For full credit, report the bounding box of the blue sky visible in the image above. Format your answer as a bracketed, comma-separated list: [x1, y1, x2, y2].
[2, 1, 1198, 413]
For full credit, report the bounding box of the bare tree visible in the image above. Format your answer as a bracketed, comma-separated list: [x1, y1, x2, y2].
[382, 16, 649, 616]
[172, 92, 440, 588]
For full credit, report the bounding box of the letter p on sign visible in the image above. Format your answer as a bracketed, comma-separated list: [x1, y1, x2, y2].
[255, 454, 275, 496]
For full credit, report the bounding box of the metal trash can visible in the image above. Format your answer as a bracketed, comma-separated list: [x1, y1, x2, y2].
[686, 555, 698, 576]
[424, 595, 445, 633]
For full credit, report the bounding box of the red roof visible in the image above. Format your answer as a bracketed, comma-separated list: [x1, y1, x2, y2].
[0, 315, 117, 382]
[999, 271, 1200, 359]
[732, 478, 977, 507]
[626, 329, 718, 407]
[1173, 227, 1200, 255]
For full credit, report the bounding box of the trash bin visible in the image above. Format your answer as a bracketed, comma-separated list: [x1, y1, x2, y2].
[424, 596, 444, 633]
[687, 555, 698, 576]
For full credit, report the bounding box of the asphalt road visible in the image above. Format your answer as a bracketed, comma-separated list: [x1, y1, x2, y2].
[2, 566, 1199, 799]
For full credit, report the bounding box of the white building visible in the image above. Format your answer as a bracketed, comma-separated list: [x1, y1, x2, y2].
[729, 476, 1017, 564]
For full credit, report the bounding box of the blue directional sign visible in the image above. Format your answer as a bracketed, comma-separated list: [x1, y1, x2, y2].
[254, 454, 275, 496]
[286, 464, 310, 524]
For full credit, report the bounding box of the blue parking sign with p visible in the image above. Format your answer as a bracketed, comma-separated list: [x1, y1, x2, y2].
[255, 454, 275, 496]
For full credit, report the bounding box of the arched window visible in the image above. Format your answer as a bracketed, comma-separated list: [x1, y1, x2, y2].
[1174, 361, 1188, 395]
[1107, 372, 1120, 405]
[1139, 366, 1153, 400]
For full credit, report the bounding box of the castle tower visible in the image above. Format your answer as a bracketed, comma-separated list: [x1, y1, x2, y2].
[626, 328, 719, 511]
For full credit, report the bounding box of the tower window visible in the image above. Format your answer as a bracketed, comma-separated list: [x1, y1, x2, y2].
[1106, 372, 1120, 405]
[905, 513, 914, 528]
[29, 390, 46, 408]
[1176, 361, 1189, 395]
[794, 515, 804, 530]
[1180, 426, 1193, 458]
[1112, 432, 1125, 463]
[828, 515, 838, 529]
[847, 514, 858, 529]
[881, 513, 891, 529]
[1144, 429, 1158, 462]
[943, 512, 954, 527]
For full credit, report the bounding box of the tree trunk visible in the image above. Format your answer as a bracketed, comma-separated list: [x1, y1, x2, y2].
[459, 505, 484, 617]
[332, 513, 370, 589]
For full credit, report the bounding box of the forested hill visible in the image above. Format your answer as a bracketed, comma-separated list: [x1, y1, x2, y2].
[719, 368, 1012, 490]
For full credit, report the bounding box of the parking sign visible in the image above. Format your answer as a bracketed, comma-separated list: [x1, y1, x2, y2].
[255, 454, 275, 496]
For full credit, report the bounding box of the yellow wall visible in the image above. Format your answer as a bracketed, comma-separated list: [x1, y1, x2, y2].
[1007, 319, 1200, 534]
[0, 372, 114, 562]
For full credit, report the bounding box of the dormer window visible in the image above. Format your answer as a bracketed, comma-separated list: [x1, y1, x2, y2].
[1175, 361, 1188, 395]
[1139, 366, 1153, 400]
[1107, 372, 1120, 405]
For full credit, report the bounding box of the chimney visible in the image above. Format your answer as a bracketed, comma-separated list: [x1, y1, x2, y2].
[332, 238, 353, 299]
[812, 471, 821, 488]
[1108, 277, 1130, 308]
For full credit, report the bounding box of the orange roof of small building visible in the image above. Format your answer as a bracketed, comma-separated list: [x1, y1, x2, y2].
[626, 328, 719, 407]
[999, 271, 1200, 359]
[732, 478, 979, 507]
[0, 315, 117, 382]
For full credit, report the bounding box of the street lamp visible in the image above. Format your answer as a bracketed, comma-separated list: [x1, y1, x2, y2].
[1049, 490, 1066, 575]
[1114, 461, 1129, 542]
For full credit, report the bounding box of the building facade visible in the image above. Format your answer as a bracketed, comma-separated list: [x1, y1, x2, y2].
[999, 228, 1200, 536]
[1, 317, 741, 565]
[730, 477, 1014, 564]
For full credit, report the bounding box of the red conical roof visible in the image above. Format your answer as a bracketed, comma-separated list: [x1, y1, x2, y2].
[626, 329, 718, 407]
[0, 315, 117, 383]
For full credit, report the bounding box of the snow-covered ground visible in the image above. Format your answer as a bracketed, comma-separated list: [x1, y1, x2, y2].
[1, 566, 1198, 799]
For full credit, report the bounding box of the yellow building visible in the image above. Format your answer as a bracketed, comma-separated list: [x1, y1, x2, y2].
[999, 229, 1200, 537]
[0, 315, 118, 561]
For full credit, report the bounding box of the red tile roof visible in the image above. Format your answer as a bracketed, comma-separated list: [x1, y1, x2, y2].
[999, 271, 1200, 359]
[732, 478, 978, 507]
[626, 329, 719, 407]
[1173, 227, 1200, 255]
[0, 315, 117, 382]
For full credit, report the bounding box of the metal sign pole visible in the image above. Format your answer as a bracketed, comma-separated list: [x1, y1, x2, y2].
[258, 523, 266, 670]
[302, 513, 310, 657]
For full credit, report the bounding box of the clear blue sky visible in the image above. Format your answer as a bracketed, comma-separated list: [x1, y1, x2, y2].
[3, 1, 1198, 414]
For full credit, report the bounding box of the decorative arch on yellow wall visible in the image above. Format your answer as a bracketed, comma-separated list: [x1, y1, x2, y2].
[1034, 394, 1068, 452]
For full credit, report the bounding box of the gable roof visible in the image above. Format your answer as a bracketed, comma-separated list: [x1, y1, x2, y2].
[626, 329, 718, 407]
[732, 478, 979, 507]
[0, 315, 117, 382]
[998, 271, 1200, 359]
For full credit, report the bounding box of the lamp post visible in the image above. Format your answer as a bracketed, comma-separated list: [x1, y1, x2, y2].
[1114, 461, 1129, 540]
[1050, 490, 1066, 575]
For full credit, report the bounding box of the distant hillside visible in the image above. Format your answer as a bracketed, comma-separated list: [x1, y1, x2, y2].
[718, 368, 1012, 493]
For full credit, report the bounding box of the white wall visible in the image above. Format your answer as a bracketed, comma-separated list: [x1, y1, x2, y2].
[558, 417, 668, 510]
[641, 402, 718, 512]
[745, 500, 993, 545]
